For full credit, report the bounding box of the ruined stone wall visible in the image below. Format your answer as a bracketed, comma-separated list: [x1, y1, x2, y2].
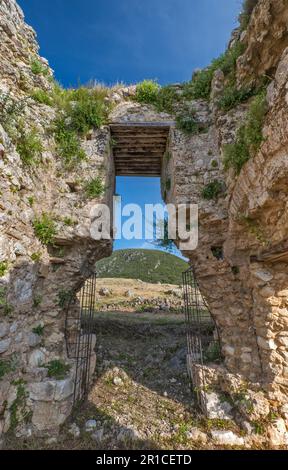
[165, 0, 288, 445]
[0, 0, 114, 436]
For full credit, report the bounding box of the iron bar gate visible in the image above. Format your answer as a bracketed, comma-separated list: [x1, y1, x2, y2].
[65, 273, 97, 404]
[182, 266, 222, 414]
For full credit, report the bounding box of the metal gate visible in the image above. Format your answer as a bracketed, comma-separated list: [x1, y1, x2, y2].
[182, 266, 221, 414]
[65, 273, 97, 404]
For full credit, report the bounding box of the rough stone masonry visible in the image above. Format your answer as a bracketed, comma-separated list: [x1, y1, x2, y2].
[1, 0, 288, 447]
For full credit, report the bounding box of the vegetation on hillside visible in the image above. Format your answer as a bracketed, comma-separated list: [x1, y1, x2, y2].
[95, 249, 188, 284]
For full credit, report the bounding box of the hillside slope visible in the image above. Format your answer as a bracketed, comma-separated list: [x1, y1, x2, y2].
[95, 249, 188, 284]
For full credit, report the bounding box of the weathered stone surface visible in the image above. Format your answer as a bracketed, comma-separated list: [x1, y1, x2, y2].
[211, 430, 245, 447]
[0, 339, 11, 354]
[205, 392, 233, 420]
[28, 379, 73, 402]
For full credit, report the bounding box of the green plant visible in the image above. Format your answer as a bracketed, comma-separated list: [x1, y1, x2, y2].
[211, 246, 223, 260]
[67, 87, 110, 135]
[155, 85, 180, 114]
[176, 111, 199, 135]
[31, 59, 49, 76]
[0, 359, 14, 379]
[185, 42, 246, 100]
[54, 116, 86, 167]
[32, 325, 45, 336]
[30, 252, 41, 262]
[0, 261, 8, 277]
[84, 176, 105, 198]
[217, 85, 254, 111]
[0, 93, 26, 135]
[165, 179, 171, 191]
[0, 287, 13, 316]
[9, 381, 31, 430]
[33, 213, 57, 245]
[16, 127, 43, 166]
[239, 0, 258, 30]
[204, 341, 222, 363]
[252, 420, 265, 435]
[223, 91, 267, 173]
[57, 289, 72, 308]
[134, 80, 160, 104]
[202, 180, 223, 200]
[45, 360, 71, 380]
[63, 217, 75, 226]
[30, 88, 52, 106]
[27, 196, 34, 207]
[33, 295, 42, 308]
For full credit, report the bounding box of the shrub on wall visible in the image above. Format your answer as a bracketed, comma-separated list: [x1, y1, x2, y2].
[183, 42, 246, 101]
[223, 91, 268, 174]
[202, 180, 223, 200]
[84, 176, 105, 198]
[134, 80, 160, 104]
[16, 127, 44, 166]
[33, 213, 57, 245]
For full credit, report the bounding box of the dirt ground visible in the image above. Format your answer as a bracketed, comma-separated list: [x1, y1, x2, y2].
[3, 310, 246, 450]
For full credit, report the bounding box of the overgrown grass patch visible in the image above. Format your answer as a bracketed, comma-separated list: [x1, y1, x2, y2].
[184, 42, 246, 100]
[54, 116, 86, 167]
[223, 91, 267, 173]
[16, 127, 43, 166]
[0, 261, 8, 277]
[84, 177, 105, 198]
[45, 360, 71, 380]
[202, 180, 223, 200]
[134, 80, 160, 105]
[30, 88, 52, 106]
[217, 85, 255, 111]
[33, 213, 57, 245]
[31, 59, 49, 76]
[176, 110, 199, 135]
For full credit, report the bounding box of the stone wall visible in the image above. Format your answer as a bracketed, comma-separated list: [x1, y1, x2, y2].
[0, 0, 114, 436]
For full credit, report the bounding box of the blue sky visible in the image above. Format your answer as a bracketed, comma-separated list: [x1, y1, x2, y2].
[18, 0, 241, 87]
[18, 0, 242, 255]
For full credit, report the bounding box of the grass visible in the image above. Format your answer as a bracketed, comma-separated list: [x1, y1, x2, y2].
[54, 116, 86, 167]
[31, 59, 49, 76]
[176, 111, 200, 135]
[16, 127, 43, 166]
[0, 359, 15, 379]
[0, 261, 8, 277]
[45, 360, 71, 380]
[202, 180, 223, 200]
[134, 80, 160, 104]
[184, 42, 246, 101]
[223, 91, 267, 173]
[32, 325, 44, 336]
[84, 177, 105, 198]
[33, 213, 57, 245]
[0, 93, 26, 135]
[53, 85, 110, 166]
[67, 87, 110, 135]
[30, 252, 41, 262]
[30, 88, 52, 106]
[217, 85, 255, 112]
[0, 287, 13, 317]
[57, 289, 72, 308]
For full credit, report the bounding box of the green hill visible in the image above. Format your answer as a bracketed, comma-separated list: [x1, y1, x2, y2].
[95, 249, 188, 285]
